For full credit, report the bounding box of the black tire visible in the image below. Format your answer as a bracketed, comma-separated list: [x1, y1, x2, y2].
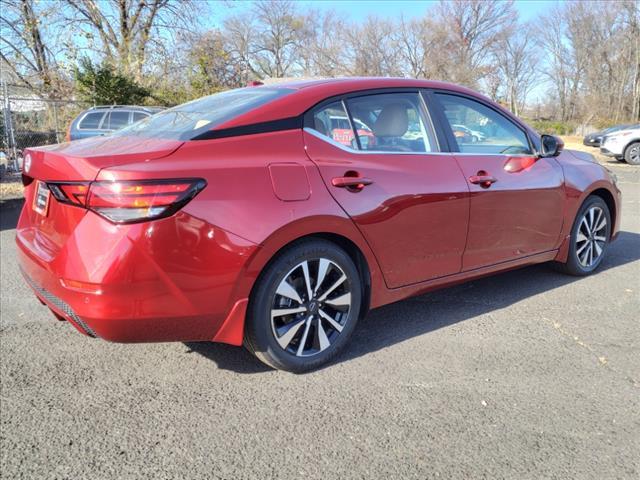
[615, 156, 626, 163]
[624, 141, 640, 166]
[554, 195, 611, 276]
[244, 239, 362, 372]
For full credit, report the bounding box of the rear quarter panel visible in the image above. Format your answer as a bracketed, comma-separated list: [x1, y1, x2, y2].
[98, 130, 387, 308]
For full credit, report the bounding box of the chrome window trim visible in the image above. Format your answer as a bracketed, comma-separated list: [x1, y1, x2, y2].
[305, 127, 427, 155]
[304, 127, 537, 158]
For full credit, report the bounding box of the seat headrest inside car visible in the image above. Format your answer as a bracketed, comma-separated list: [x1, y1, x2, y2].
[314, 117, 329, 136]
[372, 104, 408, 137]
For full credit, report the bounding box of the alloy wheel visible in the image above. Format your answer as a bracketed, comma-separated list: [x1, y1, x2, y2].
[270, 258, 352, 357]
[629, 144, 640, 164]
[575, 206, 607, 268]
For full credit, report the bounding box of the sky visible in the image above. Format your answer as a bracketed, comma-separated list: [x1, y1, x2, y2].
[217, 0, 559, 24]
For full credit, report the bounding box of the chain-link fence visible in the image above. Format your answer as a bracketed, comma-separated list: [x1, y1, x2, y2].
[1, 84, 90, 173]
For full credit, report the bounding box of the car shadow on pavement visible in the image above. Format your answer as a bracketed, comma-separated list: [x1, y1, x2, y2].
[187, 230, 640, 374]
[184, 342, 273, 374]
[0, 198, 24, 231]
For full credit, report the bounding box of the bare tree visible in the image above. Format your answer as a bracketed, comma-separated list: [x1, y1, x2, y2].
[223, 15, 257, 84]
[344, 16, 402, 77]
[492, 25, 536, 115]
[3, 0, 636, 124]
[0, 0, 65, 97]
[64, 0, 199, 80]
[250, 0, 307, 78]
[187, 30, 243, 94]
[536, 0, 639, 122]
[433, 0, 517, 88]
[298, 9, 349, 77]
[535, 5, 573, 121]
[396, 17, 428, 78]
[627, 1, 640, 121]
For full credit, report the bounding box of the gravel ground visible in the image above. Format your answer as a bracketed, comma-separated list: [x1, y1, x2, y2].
[1, 156, 638, 479]
[0, 172, 23, 201]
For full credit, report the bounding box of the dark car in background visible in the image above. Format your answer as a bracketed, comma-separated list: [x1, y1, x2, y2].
[67, 105, 163, 141]
[583, 124, 631, 147]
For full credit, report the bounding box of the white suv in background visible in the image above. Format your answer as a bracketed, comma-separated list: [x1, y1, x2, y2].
[600, 124, 640, 165]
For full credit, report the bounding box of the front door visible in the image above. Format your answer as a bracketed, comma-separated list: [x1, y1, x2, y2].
[303, 91, 470, 288]
[432, 92, 565, 270]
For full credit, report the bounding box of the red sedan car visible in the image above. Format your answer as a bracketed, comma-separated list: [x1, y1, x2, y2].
[17, 78, 621, 372]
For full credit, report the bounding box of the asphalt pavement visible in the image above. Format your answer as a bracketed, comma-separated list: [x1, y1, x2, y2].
[1, 160, 638, 479]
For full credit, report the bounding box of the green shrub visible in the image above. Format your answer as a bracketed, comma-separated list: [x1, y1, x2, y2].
[74, 58, 150, 105]
[526, 119, 577, 136]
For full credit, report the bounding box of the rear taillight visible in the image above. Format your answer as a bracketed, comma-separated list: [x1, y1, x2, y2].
[48, 183, 90, 207]
[87, 179, 206, 223]
[47, 178, 206, 224]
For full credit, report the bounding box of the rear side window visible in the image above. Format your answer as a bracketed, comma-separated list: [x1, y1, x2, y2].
[106, 111, 130, 129]
[78, 112, 105, 129]
[310, 101, 360, 150]
[346, 93, 435, 152]
[435, 93, 532, 155]
[115, 87, 294, 140]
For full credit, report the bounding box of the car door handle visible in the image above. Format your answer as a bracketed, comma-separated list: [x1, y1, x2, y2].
[468, 172, 498, 188]
[331, 176, 373, 190]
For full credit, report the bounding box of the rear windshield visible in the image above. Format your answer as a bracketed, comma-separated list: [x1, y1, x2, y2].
[114, 87, 294, 140]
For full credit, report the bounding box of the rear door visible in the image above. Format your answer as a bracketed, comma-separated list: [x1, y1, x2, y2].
[304, 90, 470, 288]
[431, 92, 564, 270]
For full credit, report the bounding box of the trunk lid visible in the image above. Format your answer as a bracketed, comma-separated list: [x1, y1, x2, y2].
[18, 135, 183, 263]
[24, 135, 183, 182]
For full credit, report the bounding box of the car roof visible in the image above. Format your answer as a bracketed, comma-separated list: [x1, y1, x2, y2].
[86, 105, 163, 113]
[217, 77, 489, 131]
[265, 77, 473, 92]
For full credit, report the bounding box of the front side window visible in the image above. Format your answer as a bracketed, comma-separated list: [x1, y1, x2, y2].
[115, 87, 294, 140]
[79, 112, 105, 129]
[435, 93, 532, 155]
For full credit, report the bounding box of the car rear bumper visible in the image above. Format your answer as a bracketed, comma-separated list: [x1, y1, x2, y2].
[16, 210, 259, 344]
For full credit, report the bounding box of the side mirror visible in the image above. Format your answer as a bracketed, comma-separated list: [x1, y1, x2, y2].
[540, 134, 564, 157]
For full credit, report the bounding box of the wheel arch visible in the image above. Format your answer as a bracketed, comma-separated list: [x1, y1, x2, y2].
[236, 215, 386, 315]
[296, 232, 372, 319]
[249, 231, 374, 317]
[555, 184, 619, 263]
[588, 187, 617, 236]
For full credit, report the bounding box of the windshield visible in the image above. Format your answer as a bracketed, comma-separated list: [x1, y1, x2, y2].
[114, 87, 294, 141]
